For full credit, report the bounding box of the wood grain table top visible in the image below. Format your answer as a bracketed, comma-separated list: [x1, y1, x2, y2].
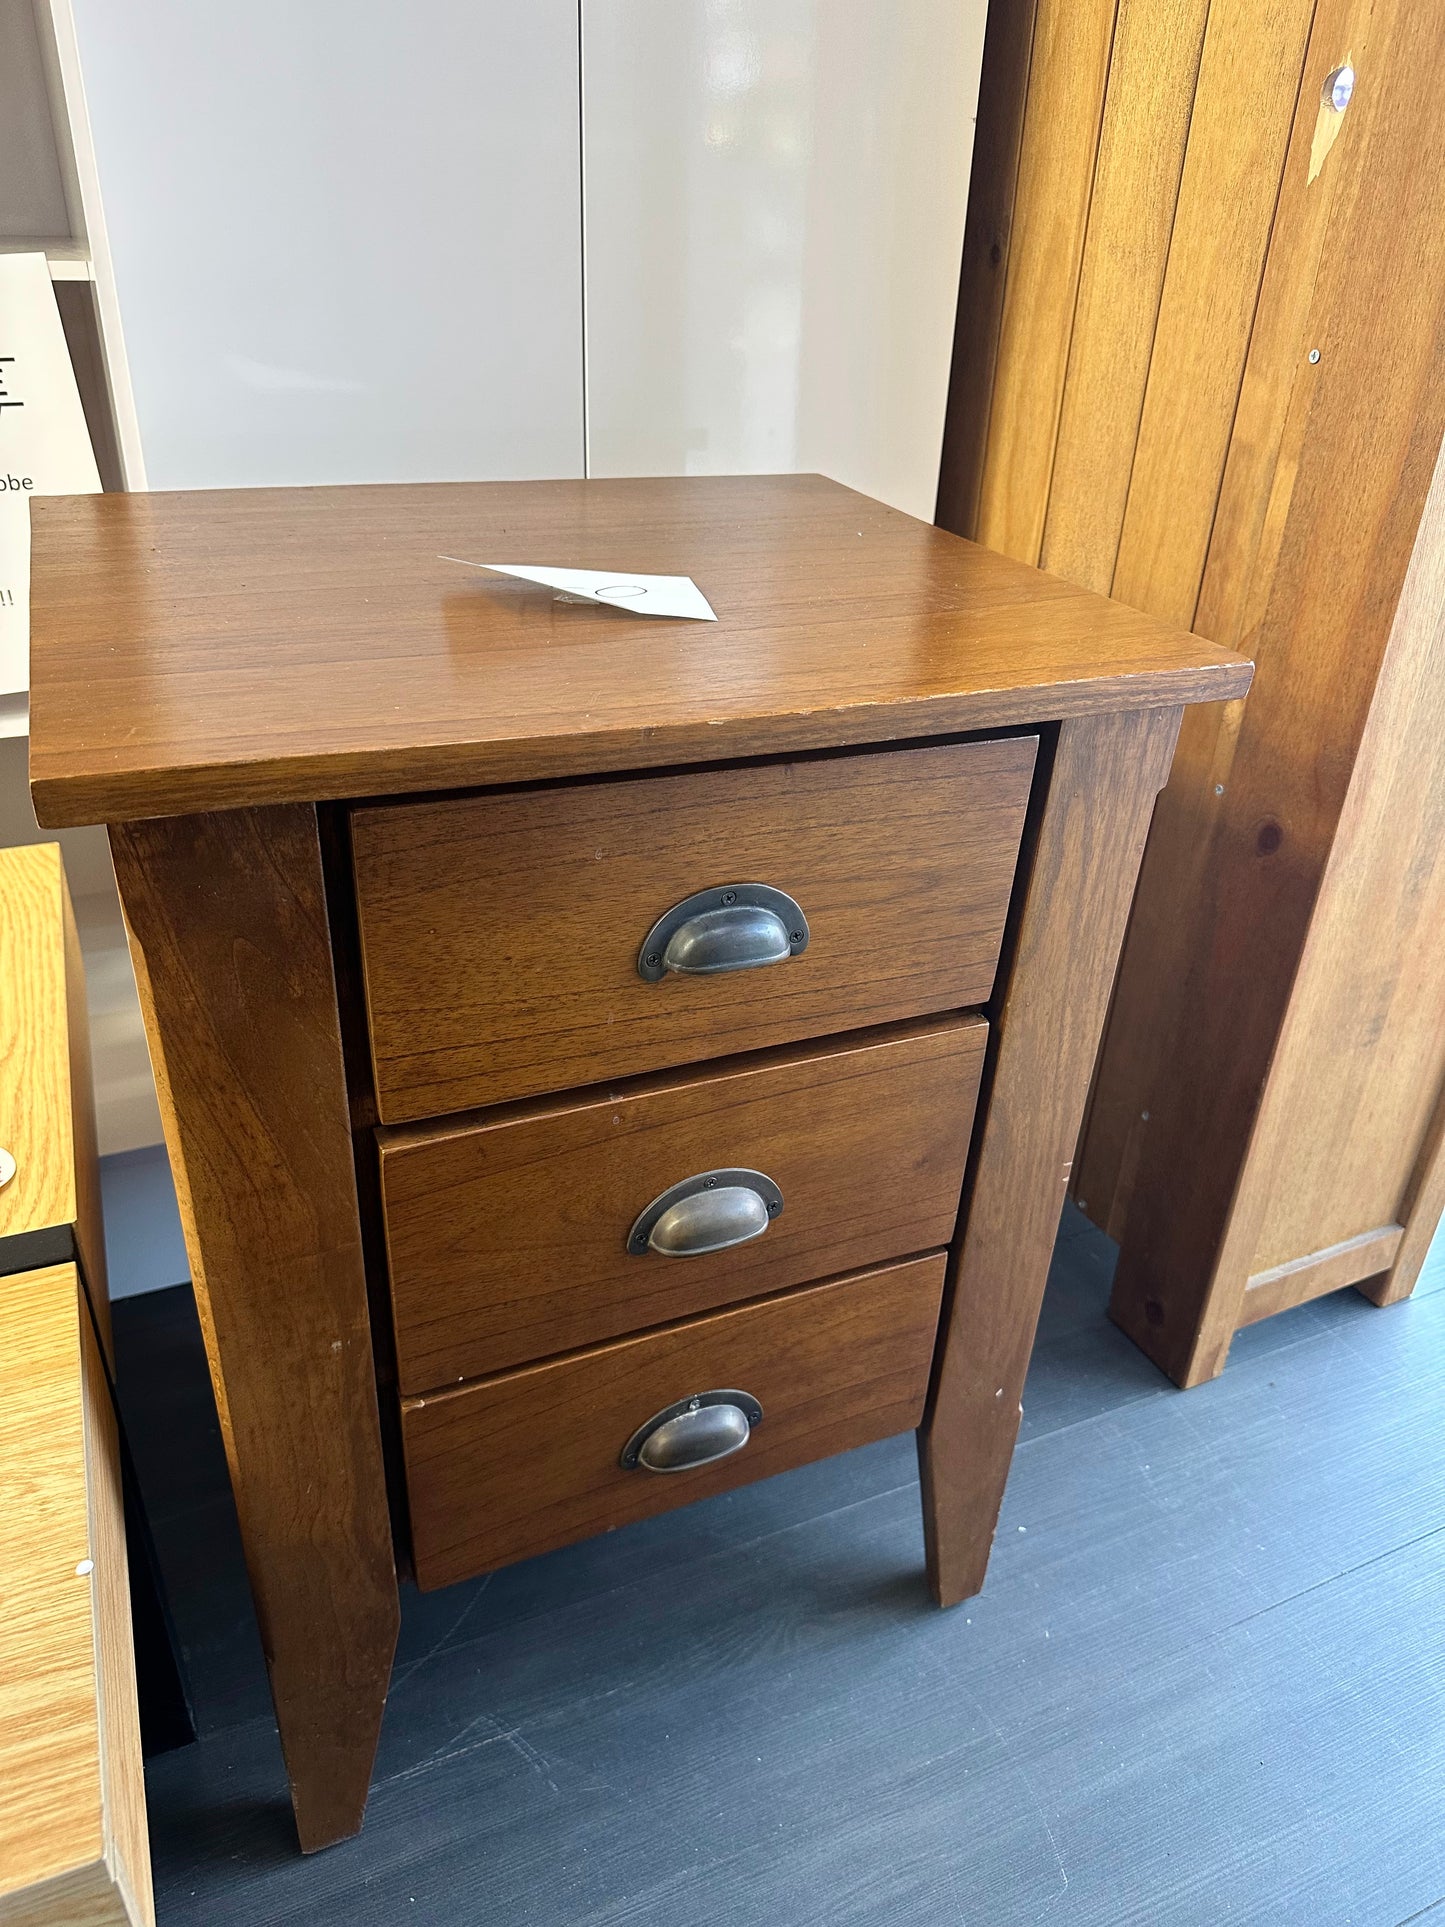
[27, 474, 1252, 826]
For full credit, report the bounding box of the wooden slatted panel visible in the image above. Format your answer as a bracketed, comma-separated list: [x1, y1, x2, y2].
[1110, 0, 1320, 627]
[1039, 0, 1211, 592]
[972, 0, 1118, 563]
[1108, 0, 1445, 1381]
[1072, 0, 1375, 1233]
[934, 0, 1041, 540]
[1195, 0, 1378, 650]
[945, 0, 1445, 1373]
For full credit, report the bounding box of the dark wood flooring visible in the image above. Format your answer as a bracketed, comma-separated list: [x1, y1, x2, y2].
[112, 1205, 1445, 1926]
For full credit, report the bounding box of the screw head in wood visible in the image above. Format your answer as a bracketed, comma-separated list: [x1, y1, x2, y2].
[1325, 64, 1354, 113]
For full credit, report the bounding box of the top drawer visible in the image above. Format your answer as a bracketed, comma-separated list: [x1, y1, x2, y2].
[352, 736, 1036, 1121]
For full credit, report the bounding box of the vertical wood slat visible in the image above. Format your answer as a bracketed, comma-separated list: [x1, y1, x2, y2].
[934, 0, 1041, 540]
[1196, 0, 1378, 651]
[1072, 0, 1373, 1231]
[1039, 0, 1212, 593]
[1110, 0, 1321, 628]
[972, 0, 1119, 564]
[1107, 0, 1445, 1382]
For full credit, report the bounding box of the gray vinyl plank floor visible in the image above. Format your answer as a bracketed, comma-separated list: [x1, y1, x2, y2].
[112, 1204, 1445, 1926]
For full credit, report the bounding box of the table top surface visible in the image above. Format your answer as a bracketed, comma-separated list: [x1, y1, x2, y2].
[27, 474, 1251, 825]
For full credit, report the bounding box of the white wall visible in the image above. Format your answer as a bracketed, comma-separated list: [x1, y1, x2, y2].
[69, 0, 585, 489]
[583, 0, 984, 519]
[72, 0, 982, 513]
[57, 0, 984, 1166]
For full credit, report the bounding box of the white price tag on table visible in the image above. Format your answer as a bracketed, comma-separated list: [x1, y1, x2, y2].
[442, 557, 718, 621]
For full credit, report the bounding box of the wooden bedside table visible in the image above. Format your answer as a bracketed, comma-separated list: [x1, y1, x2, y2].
[28, 475, 1250, 1852]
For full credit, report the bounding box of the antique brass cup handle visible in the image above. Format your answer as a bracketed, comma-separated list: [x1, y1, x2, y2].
[637, 883, 808, 982]
[620, 1390, 765, 1473]
[627, 1168, 784, 1258]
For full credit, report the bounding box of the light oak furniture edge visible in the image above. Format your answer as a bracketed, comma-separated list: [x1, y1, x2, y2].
[0, 1262, 153, 1927]
[0, 843, 108, 1346]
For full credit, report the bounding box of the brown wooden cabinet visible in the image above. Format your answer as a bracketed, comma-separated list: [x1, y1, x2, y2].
[939, 0, 1445, 1386]
[29, 473, 1247, 1850]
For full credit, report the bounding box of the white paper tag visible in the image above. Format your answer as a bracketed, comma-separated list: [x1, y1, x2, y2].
[0, 497, 31, 700]
[0, 253, 104, 698]
[441, 557, 717, 621]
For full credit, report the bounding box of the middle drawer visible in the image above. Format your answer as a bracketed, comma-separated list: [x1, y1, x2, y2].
[379, 1010, 984, 1392]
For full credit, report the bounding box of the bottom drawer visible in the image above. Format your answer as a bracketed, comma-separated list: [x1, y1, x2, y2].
[402, 1251, 947, 1590]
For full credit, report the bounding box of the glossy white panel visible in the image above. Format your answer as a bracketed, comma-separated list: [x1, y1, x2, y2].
[70, 1, 584, 488]
[0, 0, 73, 242]
[582, 0, 984, 519]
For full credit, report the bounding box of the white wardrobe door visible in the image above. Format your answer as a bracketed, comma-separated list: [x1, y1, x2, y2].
[70, 1, 584, 488]
[581, 0, 984, 519]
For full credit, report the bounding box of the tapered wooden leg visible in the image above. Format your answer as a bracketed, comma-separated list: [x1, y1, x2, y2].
[918, 706, 1183, 1607]
[111, 806, 398, 1852]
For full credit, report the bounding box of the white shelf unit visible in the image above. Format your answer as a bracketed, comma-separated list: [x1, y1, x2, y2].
[1, 0, 158, 1153]
[1, 0, 144, 488]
